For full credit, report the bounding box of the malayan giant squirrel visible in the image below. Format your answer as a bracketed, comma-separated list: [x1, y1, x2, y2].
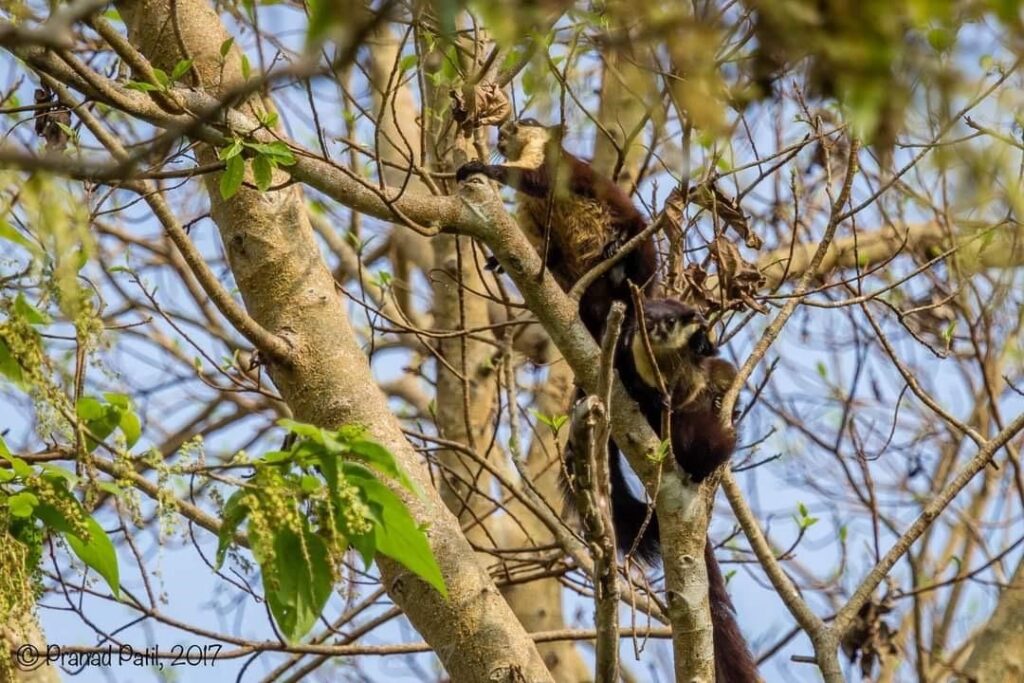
[609, 298, 758, 683]
[457, 119, 759, 682]
[455, 118, 657, 340]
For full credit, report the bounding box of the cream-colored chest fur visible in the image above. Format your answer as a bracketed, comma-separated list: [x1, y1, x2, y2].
[631, 334, 708, 408]
[516, 193, 613, 284]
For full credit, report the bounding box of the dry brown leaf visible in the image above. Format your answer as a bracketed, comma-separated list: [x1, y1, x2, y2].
[840, 593, 898, 680]
[451, 82, 511, 129]
[34, 87, 71, 151]
[709, 237, 768, 314]
[691, 184, 761, 250]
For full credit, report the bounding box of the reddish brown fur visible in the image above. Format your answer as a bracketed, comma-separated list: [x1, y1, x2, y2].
[456, 127, 657, 340]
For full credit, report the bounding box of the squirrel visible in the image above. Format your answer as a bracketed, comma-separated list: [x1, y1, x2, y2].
[458, 122, 759, 682]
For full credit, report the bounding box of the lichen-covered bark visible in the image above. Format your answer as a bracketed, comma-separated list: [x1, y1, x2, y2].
[1, 525, 57, 683]
[112, 1, 554, 679]
[2, 611, 59, 683]
[963, 556, 1024, 682]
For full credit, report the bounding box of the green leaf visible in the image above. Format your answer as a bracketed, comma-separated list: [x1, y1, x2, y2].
[118, 410, 141, 448]
[942, 321, 957, 344]
[8, 491, 39, 517]
[260, 111, 279, 129]
[97, 393, 143, 449]
[649, 438, 671, 463]
[399, 54, 418, 72]
[33, 503, 74, 535]
[66, 516, 120, 598]
[35, 503, 120, 598]
[346, 528, 376, 568]
[246, 141, 295, 166]
[347, 438, 418, 495]
[219, 138, 244, 161]
[240, 54, 251, 81]
[0, 339, 25, 384]
[76, 397, 120, 452]
[263, 526, 333, 642]
[927, 27, 954, 52]
[530, 410, 567, 432]
[216, 489, 250, 569]
[252, 155, 273, 191]
[40, 464, 77, 485]
[306, 0, 332, 44]
[124, 80, 160, 93]
[219, 38, 234, 58]
[345, 464, 446, 597]
[14, 294, 52, 325]
[76, 396, 106, 420]
[0, 446, 33, 479]
[102, 392, 130, 409]
[95, 481, 124, 498]
[259, 450, 293, 464]
[220, 155, 246, 199]
[151, 68, 169, 89]
[277, 419, 325, 444]
[171, 59, 194, 81]
[0, 219, 35, 251]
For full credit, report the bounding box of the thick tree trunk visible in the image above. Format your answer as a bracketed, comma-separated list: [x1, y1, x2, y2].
[112, 2, 554, 679]
[963, 556, 1024, 683]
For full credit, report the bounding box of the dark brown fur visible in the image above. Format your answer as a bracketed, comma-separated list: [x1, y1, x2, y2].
[459, 126, 758, 682]
[607, 299, 760, 682]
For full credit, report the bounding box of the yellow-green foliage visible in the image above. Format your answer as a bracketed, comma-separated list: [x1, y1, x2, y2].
[0, 515, 38, 683]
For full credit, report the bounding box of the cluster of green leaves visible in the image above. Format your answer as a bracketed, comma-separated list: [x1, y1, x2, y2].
[794, 501, 820, 531]
[1, 174, 95, 326]
[747, 0, 1024, 146]
[75, 394, 142, 452]
[217, 138, 296, 199]
[0, 294, 48, 384]
[216, 420, 447, 642]
[0, 285, 125, 602]
[0, 437, 121, 599]
[530, 409, 568, 434]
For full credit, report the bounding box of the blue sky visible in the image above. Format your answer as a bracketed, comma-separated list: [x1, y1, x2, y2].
[2, 5, 1023, 682]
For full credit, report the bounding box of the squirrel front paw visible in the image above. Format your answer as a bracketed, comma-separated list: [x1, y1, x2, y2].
[601, 232, 628, 261]
[456, 160, 489, 182]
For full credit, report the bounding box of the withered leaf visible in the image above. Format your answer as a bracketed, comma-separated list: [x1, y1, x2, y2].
[34, 87, 71, 152]
[450, 82, 510, 129]
[709, 237, 768, 314]
[691, 184, 762, 249]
